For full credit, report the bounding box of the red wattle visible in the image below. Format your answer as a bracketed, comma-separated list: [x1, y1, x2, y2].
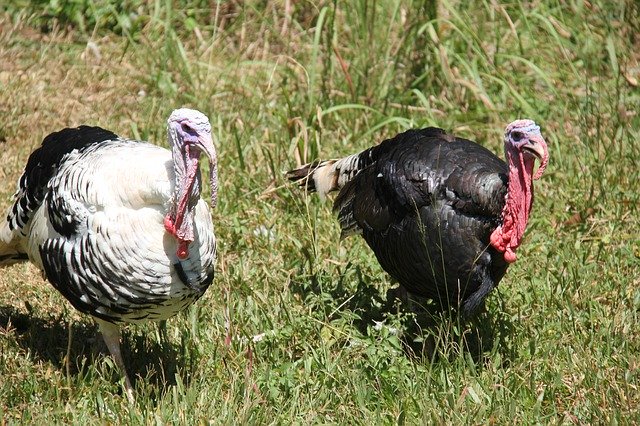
[177, 241, 189, 259]
[164, 215, 176, 235]
[489, 150, 538, 264]
[504, 250, 517, 263]
[489, 229, 503, 249]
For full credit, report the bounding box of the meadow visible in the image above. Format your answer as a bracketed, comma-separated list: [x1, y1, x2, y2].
[0, 0, 639, 423]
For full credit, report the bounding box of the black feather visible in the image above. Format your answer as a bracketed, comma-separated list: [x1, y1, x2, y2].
[332, 127, 510, 316]
[8, 126, 119, 232]
[175, 261, 215, 291]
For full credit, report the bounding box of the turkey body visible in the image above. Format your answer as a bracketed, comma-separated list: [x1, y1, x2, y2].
[3, 127, 216, 323]
[0, 110, 219, 401]
[288, 123, 548, 315]
[338, 128, 509, 313]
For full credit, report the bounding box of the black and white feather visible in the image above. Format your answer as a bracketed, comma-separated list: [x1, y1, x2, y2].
[0, 109, 218, 401]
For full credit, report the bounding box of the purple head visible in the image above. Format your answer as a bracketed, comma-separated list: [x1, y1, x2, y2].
[504, 119, 549, 180]
[491, 119, 549, 263]
[165, 108, 218, 259]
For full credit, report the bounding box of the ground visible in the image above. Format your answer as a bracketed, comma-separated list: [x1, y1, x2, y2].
[0, 1, 639, 423]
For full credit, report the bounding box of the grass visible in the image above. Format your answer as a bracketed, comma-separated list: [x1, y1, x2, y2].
[0, 0, 639, 423]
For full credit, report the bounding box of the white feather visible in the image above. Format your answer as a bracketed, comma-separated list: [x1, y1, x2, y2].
[3, 140, 216, 323]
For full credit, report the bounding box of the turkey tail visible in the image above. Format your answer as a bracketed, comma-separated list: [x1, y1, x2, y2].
[286, 151, 369, 199]
[285, 160, 330, 193]
[0, 221, 28, 267]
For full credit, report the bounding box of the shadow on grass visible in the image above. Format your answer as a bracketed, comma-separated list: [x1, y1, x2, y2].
[289, 262, 517, 366]
[391, 292, 519, 367]
[0, 305, 195, 401]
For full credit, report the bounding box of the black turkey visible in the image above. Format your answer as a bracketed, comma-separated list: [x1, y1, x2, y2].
[287, 120, 548, 316]
[0, 108, 218, 401]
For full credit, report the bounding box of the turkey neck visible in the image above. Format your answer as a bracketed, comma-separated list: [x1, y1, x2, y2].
[490, 150, 536, 263]
[167, 143, 203, 259]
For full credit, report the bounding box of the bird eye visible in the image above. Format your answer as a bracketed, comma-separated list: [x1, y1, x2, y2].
[511, 131, 524, 142]
[180, 122, 199, 139]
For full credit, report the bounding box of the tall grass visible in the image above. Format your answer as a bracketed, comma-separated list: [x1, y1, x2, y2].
[0, 0, 639, 423]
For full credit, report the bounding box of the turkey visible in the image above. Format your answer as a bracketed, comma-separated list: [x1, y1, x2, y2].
[287, 120, 548, 316]
[0, 108, 218, 401]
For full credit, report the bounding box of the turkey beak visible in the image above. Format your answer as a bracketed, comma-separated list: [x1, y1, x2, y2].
[195, 133, 218, 208]
[523, 134, 548, 180]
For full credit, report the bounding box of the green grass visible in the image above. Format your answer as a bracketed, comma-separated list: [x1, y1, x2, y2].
[0, 0, 639, 423]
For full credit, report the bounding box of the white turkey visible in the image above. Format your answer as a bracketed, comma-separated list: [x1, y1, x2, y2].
[0, 108, 218, 401]
[287, 119, 548, 316]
